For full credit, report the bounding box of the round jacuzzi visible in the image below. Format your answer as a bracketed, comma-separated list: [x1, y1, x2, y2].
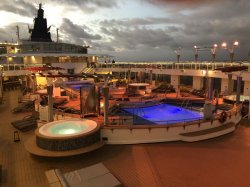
[36, 119, 101, 151]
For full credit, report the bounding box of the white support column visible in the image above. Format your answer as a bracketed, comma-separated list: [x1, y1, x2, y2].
[207, 77, 214, 100]
[171, 75, 180, 97]
[171, 75, 180, 87]
[227, 74, 234, 95]
[192, 76, 203, 90]
[243, 81, 250, 96]
[221, 78, 228, 95]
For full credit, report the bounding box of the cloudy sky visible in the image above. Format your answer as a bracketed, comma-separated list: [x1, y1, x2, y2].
[0, 0, 249, 61]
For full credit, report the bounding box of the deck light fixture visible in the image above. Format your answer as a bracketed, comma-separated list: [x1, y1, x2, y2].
[211, 44, 218, 63]
[221, 41, 239, 62]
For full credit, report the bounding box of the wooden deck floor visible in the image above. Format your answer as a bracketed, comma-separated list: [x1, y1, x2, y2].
[1, 90, 250, 187]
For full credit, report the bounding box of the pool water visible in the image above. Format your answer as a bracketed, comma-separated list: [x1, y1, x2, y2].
[69, 84, 82, 90]
[123, 103, 203, 125]
[48, 121, 88, 135]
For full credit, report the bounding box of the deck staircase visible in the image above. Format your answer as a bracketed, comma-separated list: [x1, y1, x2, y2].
[180, 122, 236, 142]
[81, 66, 95, 74]
[60, 86, 80, 99]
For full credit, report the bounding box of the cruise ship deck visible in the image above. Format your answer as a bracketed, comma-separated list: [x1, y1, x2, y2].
[1, 90, 250, 187]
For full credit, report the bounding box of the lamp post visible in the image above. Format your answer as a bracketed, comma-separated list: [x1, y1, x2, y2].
[222, 41, 239, 62]
[194, 45, 199, 62]
[174, 47, 181, 63]
[211, 44, 218, 63]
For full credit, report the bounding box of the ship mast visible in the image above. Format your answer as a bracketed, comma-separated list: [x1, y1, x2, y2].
[16, 25, 20, 42]
[56, 28, 59, 43]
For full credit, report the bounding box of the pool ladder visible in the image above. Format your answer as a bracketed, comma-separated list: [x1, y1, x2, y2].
[134, 108, 145, 118]
[181, 100, 190, 109]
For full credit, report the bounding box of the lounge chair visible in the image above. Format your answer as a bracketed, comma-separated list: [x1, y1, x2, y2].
[12, 100, 35, 113]
[45, 163, 122, 187]
[11, 112, 39, 132]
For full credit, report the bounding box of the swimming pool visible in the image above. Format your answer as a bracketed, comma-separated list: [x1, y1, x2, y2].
[123, 103, 203, 125]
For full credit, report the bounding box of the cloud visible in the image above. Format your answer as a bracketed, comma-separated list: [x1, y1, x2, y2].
[0, 0, 249, 61]
[100, 26, 173, 50]
[0, 22, 30, 42]
[0, 0, 36, 17]
[55, 0, 118, 8]
[146, 0, 220, 7]
[0, 28, 12, 42]
[48, 0, 119, 13]
[100, 17, 173, 28]
[96, 0, 250, 61]
[59, 18, 102, 44]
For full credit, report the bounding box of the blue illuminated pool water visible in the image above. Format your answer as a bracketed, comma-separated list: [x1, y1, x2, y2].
[69, 85, 82, 90]
[123, 103, 203, 125]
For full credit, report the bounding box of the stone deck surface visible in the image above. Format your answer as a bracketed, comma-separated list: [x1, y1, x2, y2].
[1, 90, 250, 187]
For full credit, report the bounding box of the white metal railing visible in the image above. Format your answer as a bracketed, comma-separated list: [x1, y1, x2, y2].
[1, 61, 249, 73]
[0, 64, 42, 72]
[97, 61, 250, 71]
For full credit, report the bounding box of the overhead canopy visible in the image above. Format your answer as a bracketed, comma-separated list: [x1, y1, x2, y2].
[0, 53, 112, 58]
[215, 66, 248, 72]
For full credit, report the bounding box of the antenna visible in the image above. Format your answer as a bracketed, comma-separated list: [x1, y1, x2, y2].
[27, 24, 33, 33]
[56, 28, 59, 43]
[16, 25, 20, 41]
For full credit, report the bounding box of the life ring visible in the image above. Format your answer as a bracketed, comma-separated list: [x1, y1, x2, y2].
[219, 111, 227, 123]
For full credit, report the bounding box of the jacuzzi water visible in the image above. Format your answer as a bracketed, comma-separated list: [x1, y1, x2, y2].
[48, 121, 87, 135]
[39, 119, 97, 137]
[123, 103, 203, 125]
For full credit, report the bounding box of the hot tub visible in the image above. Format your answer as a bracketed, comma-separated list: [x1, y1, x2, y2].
[36, 119, 101, 151]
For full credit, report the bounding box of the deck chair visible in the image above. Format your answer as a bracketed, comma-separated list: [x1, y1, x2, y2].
[45, 163, 122, 187]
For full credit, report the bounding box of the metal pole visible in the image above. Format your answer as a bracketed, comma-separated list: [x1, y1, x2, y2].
[177, 54, 180, 63]
[230, 52, 234, 63]
[195, 54, 198, 62]
[103, 87, 109, 125]
[236, 76, 242, 105]
[47, 85, 54, 122]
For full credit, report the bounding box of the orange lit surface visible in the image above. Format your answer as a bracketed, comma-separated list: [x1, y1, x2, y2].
[2, 90, 250, 187]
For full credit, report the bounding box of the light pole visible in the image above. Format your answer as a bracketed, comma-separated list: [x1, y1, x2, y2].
[211, 44, 218, 63]
[222, 41, 239, 62]
[194, 45, 199, 62]
[174, 47, 181, 63]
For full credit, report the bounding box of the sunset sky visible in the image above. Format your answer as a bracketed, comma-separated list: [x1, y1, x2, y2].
[0, 0, 249, 61]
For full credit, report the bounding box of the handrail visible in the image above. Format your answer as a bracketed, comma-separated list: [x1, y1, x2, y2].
[1, 61, 249, 73]
[0, 64, 43, 72]
[80, 65, 95, 74]
[60, 85, 80, 99]
[54, 103, 81, 119]
[97, 61, 250, 71]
